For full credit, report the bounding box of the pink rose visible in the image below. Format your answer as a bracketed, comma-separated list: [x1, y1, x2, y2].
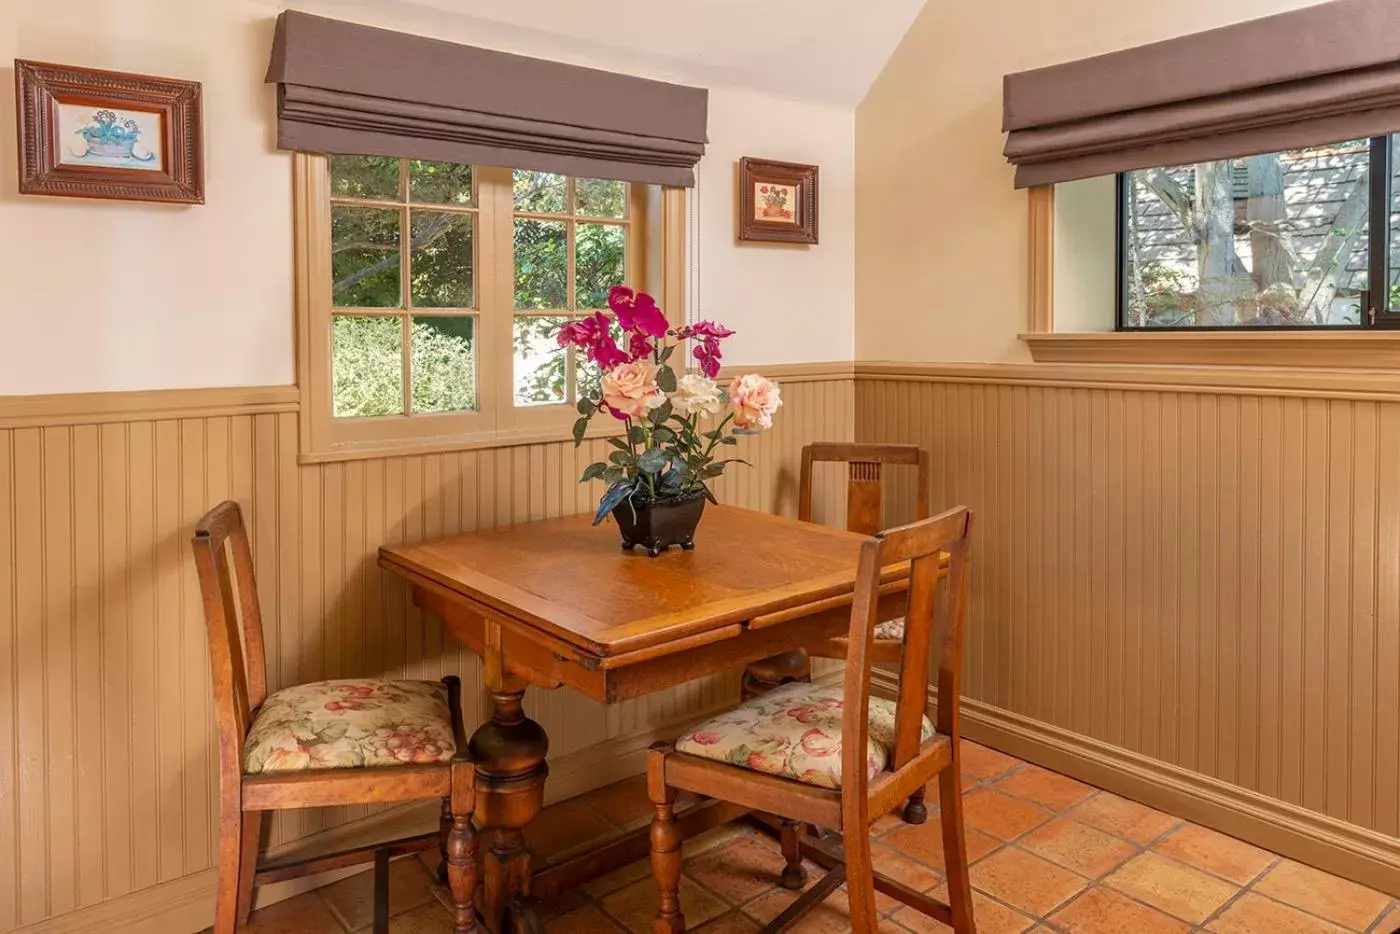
[727, 374, 782, 431]
[601, 362, 666, 420]
[687, 730, 723, 746]
[799, 728, 841, 757]
[784, 704, 831, 724]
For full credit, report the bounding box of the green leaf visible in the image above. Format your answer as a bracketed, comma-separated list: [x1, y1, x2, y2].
[649, 400, 673, 426]
[720, 436, 738, 445]
[608, 437, 631, 451]
[628, 425, 648, 444]
[657, 364, 677, 393]
[602, 466, 625, 484]
[651, 426, 675, 443]
[593, 478, 636, 525]
[702, 463, 726, 478]
[579, 462, 608, 483]
[609, 450, 634, 466]
[571, 416, 589, 446]
[658, 344, 676, 364]
[577, 396, 594, 416]
[636, 448, 668, 475]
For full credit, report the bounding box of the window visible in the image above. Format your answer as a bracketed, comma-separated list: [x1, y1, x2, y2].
[512, 171, 631, 409]
[329, 156, 480, 419]
[1118, 136, 1400, 330]
[296, 154, 684, 460]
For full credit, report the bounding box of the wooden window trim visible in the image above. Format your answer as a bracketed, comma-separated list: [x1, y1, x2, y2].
[294, 154, 687, 463]
[1019, 183, 1400, 369]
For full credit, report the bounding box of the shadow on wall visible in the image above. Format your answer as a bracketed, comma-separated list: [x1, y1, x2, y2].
[2, 66, 17, 202]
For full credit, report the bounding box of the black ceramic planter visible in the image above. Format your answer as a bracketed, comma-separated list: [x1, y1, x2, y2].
[613, 490, 706, 557]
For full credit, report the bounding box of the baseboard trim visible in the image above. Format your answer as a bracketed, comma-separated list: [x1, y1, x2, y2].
[868, 672, 1400, 898]
[15, 698, 737, 934]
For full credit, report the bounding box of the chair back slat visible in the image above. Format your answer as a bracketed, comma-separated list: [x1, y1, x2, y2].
[798, 442, 931, 533]
[192, 501, 269, 779]
[839, 507, 972, 802]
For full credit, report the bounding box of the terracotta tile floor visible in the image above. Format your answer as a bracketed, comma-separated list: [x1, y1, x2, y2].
[234, 742, 1398, 933]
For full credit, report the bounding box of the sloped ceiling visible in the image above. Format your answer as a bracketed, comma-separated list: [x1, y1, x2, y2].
[297, 0, 928, 106]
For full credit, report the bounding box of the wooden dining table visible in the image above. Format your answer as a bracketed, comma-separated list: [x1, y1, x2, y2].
[378, 504, 913, 933]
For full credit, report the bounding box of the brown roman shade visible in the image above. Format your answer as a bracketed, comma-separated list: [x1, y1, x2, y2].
[265, 11, 708, 187]
[1003, 0, 1400, 188]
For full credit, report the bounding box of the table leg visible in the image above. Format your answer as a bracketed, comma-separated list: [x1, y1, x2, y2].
[468, 688, 549, 934]
[741, 648, 812, 699]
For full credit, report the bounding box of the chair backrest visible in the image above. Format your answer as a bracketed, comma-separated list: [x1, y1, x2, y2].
[798, 443, 931, 536]
[192, 501, 269, 778]
[840, 506, 971, 804]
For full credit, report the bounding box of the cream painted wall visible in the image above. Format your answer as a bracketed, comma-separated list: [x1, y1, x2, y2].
[0, 0, 295, 394]
[695, 94, 854, 366]
[0, 0, 854, 396]
[854, 0, 1330, 363]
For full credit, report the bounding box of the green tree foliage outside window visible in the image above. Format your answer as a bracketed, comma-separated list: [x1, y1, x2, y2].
[512, 171, 628, 406]
[329, 156, 479, 416]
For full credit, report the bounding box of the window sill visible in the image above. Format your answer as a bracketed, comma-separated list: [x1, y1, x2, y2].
[1020, 331, 1400, 369]
[298, 419, 617, 465]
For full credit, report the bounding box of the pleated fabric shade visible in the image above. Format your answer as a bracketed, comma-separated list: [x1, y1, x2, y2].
[1003, 0, 1400, 188]
[265, 11, 708, 187]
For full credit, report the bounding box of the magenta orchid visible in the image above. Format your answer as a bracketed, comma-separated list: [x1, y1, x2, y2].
[608, 286, 669, 338]
[556, 286, 781, 526]
[676, 321, 736, 378]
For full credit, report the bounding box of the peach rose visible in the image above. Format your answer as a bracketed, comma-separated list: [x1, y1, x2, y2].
[601, 362, 666, 419]
[727, 374, 782, 431]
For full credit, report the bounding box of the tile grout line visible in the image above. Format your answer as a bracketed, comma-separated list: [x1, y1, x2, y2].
[1189, 854, 1283, 932]
[244, 749, 1397, 934]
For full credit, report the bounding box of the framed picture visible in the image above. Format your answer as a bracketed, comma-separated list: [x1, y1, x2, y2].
[15, 60, 204, 204]
[738, 157, 818, 244]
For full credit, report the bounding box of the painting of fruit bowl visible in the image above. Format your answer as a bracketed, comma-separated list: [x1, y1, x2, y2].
[738, 157, 819, 245]
[60, 106, 165, 171]
[15, 59, 204, 204]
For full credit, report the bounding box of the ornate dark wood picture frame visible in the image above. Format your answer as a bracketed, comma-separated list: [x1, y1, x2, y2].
[737, 157, 818, 244]
[15, 60, 204, 204]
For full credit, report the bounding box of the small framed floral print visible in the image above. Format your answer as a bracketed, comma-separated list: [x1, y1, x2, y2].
[15, 60, 204, 204]
[738, 157, 818, 244]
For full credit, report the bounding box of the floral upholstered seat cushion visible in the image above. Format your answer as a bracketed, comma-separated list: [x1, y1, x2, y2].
[244, 679, 456, 774]
[874, 617, 906, 640]
[674, 682, 935, 790]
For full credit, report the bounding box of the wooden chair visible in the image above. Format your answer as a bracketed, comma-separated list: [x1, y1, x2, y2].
[647, 506, 976, 934]
[193, 501, 479, 934]
[742, 443, 932, 695]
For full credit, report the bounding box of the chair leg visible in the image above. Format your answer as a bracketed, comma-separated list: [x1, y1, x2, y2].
[902, 787, 929, 825]
[438, 796, 452, 885]
[235, 811, 265, 924]
[779, 819, 807, 890]
[373, 848, 391, 934]
[841, 813, 880, 934]
[446, 772, 479, 934]
[647, 747, 685, 934]
[213, 808, 244, 934]
[938, 762, 976, 934]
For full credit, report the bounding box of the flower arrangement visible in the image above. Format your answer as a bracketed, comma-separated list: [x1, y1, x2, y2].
[561, 286, 781, 547]
[80, 110, 144, 156]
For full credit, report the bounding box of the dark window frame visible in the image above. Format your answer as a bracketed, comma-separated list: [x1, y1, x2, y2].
[1115, 135, 1400, 331]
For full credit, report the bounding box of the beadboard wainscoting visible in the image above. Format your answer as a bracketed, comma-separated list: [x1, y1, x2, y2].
[857, 362, 1400, 896]
[0, 367, 855, 933]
